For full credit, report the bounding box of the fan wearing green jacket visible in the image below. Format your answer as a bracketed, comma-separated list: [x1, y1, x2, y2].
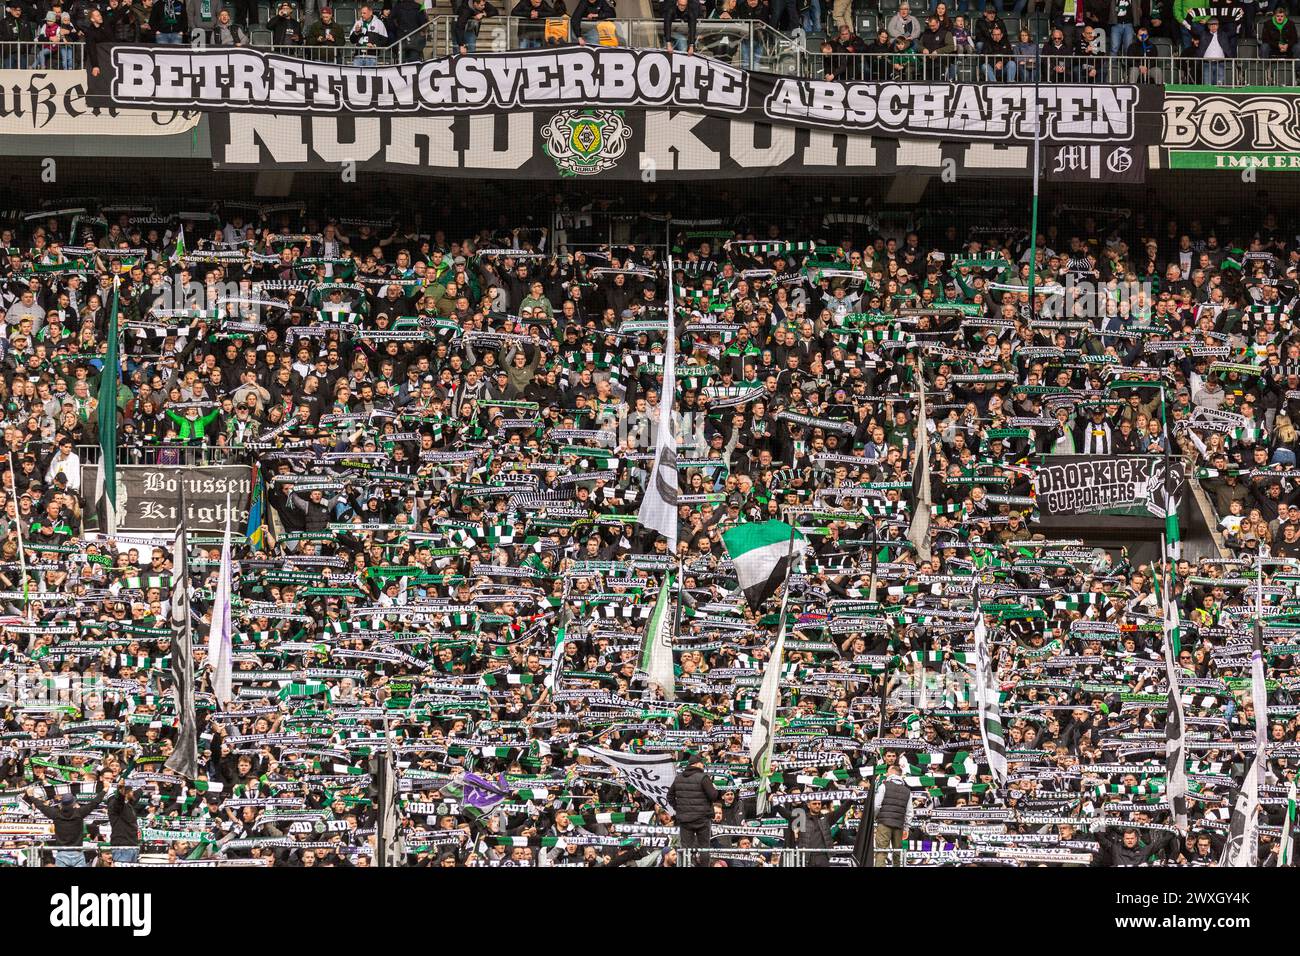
[165, 406, 221, 442]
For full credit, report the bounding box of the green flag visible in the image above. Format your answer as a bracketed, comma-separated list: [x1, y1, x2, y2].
[95, 278, 120, 533]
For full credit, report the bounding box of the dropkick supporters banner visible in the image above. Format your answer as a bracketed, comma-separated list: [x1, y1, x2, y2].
[89, 46, 1159, 178]
[1033, 455, 1185, 520]
[82, 464, 251, 532]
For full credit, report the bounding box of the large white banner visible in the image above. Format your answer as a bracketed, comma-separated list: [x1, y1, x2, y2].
[0, 69, 199, 136]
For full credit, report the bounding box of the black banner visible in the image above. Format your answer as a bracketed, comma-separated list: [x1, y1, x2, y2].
[209, 109, 1057, 179]
[83, 464, 251, 532]
[89, 46, 1158, 152]
[1032, 455, 1185, 520]
[1044, 142, 1145, 183]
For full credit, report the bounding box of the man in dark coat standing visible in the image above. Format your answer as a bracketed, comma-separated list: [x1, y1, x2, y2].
[106, 784, 142, 863]
[28, 787, 105, 866]
[667, 752, 719, 864]
[776, 794, 851, 867]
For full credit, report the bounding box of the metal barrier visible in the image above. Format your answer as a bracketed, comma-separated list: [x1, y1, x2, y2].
[75, 444, 250, 468]
[0, 40, 84, 70]
[804, 50, 1297, 86]
[677, 845, 865, 867]
[15, 31, 1294, 87]
[428, 16, 805, 74]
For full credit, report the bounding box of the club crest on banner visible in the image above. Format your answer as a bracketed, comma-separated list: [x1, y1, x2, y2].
[540, 110, 632, 177]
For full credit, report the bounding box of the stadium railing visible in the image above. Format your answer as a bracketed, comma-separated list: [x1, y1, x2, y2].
[426, 16, 806, 74]
[11, 29, 1294, 88]
[0, 40, 84, 70]
[75, 443, 250, 468]
[677, 846, 866, 866]
[802, 50, 1297, 86]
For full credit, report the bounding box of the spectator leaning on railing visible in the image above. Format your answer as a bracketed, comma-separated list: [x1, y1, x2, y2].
[572, 0, 617, 46]
[454, 0, 494, 52]
[663, 0, 699, 54]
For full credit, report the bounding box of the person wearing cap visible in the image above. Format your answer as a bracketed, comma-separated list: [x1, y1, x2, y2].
[266, 0, 303, 46]
[1191, 14, 1236, 87]
[28, 785, 106, 866]
[105, 783, 142, 863]
[667, 752, 719, 862]
[305, 6, 342, 45]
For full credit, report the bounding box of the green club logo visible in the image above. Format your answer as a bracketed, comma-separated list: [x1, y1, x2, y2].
[540, 109, 632, 177]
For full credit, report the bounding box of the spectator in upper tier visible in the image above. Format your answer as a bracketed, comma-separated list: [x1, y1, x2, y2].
[351, 2, 390, 63]
[511, 0, 564, 49]
[663, 0, 699, 54]
[210, 6, 249, 45]
[1261, 5, 1298, 59]
[149, 0, 187, 43]
[304, 6, 343, 45]
[1041, 26, 1072, 82]
[983, 23, 1016, 80]
[572, 0, 617, 46]
[1192, 16, 1236, 86]
[1109, 0, 1141, 60]
[887, 1, 921, 48]
[266, 1, 304, 46]
[384, 0, 428, 60]
[1127, 22, 1165, 84]
[973, 4, 1007, 50]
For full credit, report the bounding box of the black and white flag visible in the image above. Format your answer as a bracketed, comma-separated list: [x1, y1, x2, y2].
[1162, 585, 1188, 830]
[972, 586, 1007, 787]
[580, 745, 678, 811]
[163, 514, 198, 779]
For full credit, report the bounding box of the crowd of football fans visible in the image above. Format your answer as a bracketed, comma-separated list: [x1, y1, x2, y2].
[0, 195, 1295, 866]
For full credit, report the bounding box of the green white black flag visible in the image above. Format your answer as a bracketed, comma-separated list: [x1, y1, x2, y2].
[972, 588, 1006, 787]
[721, 520, 805, 611]
[640, 572, 676, 701]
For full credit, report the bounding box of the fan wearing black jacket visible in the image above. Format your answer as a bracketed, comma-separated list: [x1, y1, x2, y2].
[105, 785, 142, 863]
[663, 0, 698, 53]
[667, 753, 719, 860]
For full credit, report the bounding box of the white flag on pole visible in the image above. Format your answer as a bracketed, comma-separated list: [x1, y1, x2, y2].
[207, 494, 234, 706]
[637, 260, 678, 551]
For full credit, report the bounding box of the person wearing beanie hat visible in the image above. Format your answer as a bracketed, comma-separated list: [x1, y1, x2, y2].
[305, 6, 343, 46]
[27, 784, 106, 866]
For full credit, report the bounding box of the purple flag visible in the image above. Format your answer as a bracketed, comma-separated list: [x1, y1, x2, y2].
[461, 772, 511, 814]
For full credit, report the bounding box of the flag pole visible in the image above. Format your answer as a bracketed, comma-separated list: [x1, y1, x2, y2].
[9, 452, 29, 622]
[754, 521, 800, 815]
[854, 649, 893, 867]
